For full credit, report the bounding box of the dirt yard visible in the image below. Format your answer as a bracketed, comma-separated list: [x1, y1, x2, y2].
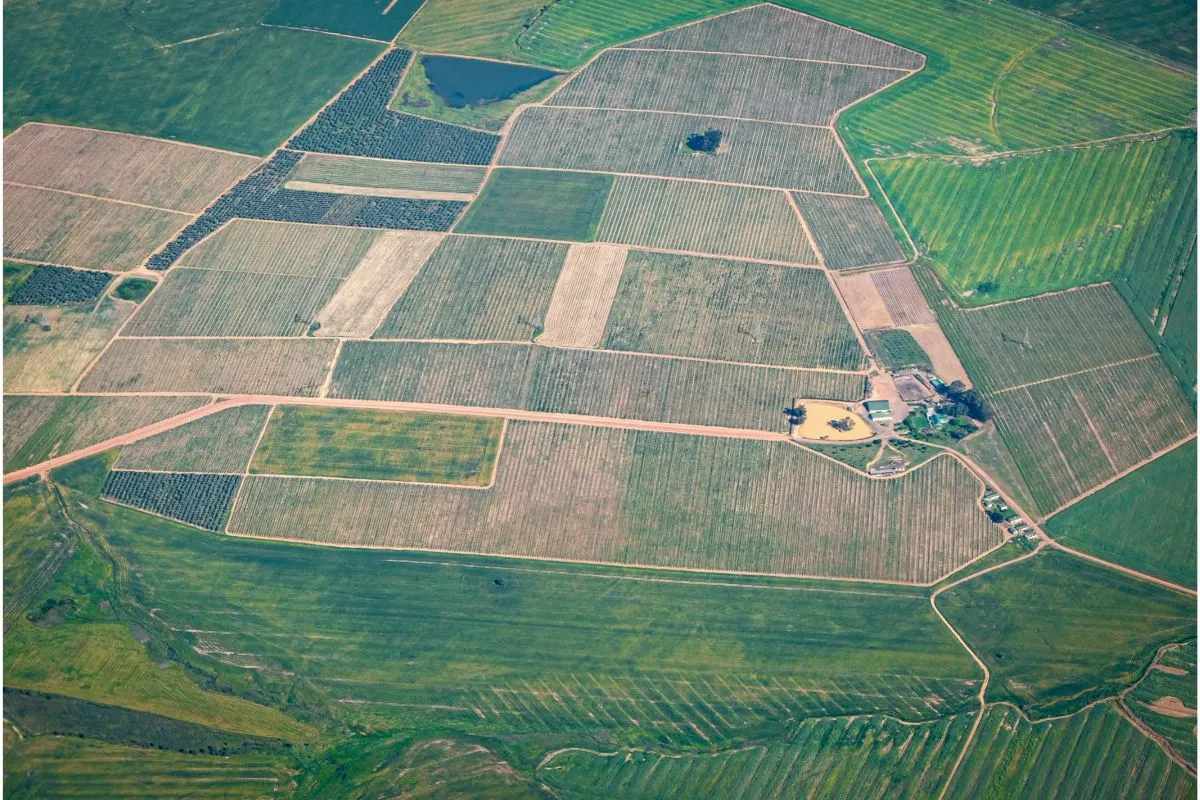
[793, 400, 873, 441]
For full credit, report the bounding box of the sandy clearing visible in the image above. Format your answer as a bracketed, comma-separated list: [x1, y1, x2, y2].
[283, 180, 475, 202]
[1155, 665, 1190, 676]
[539, 244, 628, 348]
[903, 323, 971, 386]
[1144, 696, 1197, 718]
[835, 272, 895, 329]
[792, 400, 873, 441]
[314, 231, 443, 338]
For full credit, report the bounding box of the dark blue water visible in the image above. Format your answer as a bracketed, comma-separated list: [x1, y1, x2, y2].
[423, 55, 556, 108]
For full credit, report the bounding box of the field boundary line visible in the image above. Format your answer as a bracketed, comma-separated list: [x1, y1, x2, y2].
[539, 103, 834, 130]
[391, 0, 431, 43]
[99, 494, 217, 533]
[989, 353, 1159, 394]
[258, 23, 391, 44]
[988, 37, 1051, 144]
[1046, 540, 1198, 597]
[1068, 385, 1118, 472]
[859, 159, 920, 261]
[237, 471, 496, 490]
[1042, 433, 1197, 520]
[3, 182, 193, 216]
[318, 340, 345, 397]
[1113, 697, 1197, 775]
[612, 45, 914, 72]
[784, 190, 826, 268]
[225, 404, 277, 535]
[405, 49, 567, 70]
[157, 29, 242, 49]
[867, 125, 1196, 165]
[7, 121, 266, 160]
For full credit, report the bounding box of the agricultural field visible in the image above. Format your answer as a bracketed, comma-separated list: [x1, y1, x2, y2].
[3, 395, 207, 473]
[115, 405, 271, 475]
[178, 219, 378, 278]
[4, 299, 135, 392]
[230, 420, 997, 583]
[945, 703, 1195, 798]
[541, 712, 972, 799]
[1123, 640, 1197, 769]
[4, 184, 189, 272]
[939, 550, 1196, 716]
[864, 328, 932, 371]
[549, 48, 914, 126]
[870, 267, 936, 326]
[1004, 0, 1195, 65]
[288, 153, 487, 194]
[4, 124, 259, 213]
[455, 169, 613, 241]
[264, 0, 423, 40]
[791, 192, 907, 269]
[248, 406, 504, 485]
[500, 107, 860, 193]
[599, 250, 866, 369]
[875, 132, 1196, 303]
[7, 266, 113, 307]
[103, 470, 242, 531]
[373, 236, 568, 341]
[1046, 440, 1196, 588]
[596, 177, 818, 263]
[78, 338, 338, 396]
[539, 243, 629, 348]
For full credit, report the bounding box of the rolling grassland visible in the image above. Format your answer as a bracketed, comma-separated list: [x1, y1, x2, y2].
[88, 491, 984, 744]
[373, 236, 568, 341]
[940, 550, 1196, 716]
[500, 107, 860, 193]
[456, 169, 613, 242]
[115, 405, 271, 474]
[121, 268, 341, 337]
[630, 4, 924, 69]
[945, 703, 1195, 799]
[4, 124, 259, 214]
[4, 185, 189, 272]
[230, 420, 997, 583]
[178, 219, 378, 278]
[1046, 441, 1196, 588]
[78, 338, 338, 396]
[596, 177, 818, 263]
[600, 250, 865, 369]
[289, 154, 487, 194]
[539, 243, 629, 348]
[541, 713, 974, 799]
[549, 48, 911, 125]
[791, 192, 907, 268]
[4, 299, 135, 392]
[1124, 640, 1197, 768]
[249, 406, 504, 485]
[876, 133, 1196, 303]
[3, 737, 296, 800]
[332, 341, 864, 429]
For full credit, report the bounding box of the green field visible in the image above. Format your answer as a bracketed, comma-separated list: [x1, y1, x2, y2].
[1046, 441, 1196, 587]
[115, 405, 270, 474]
[864, 328, 932, 371]
[946, 702, 1194, 798]
[111, 277, 156, 303]
[801, 440, 882, 472]
[5, 0, 383, 154]
[876, 132, 1196, 304]
[455, 169, 613, 241]
[3, 395, 207, 472]
[249, 405, 504, 485]
[265, 0, 423, 40]
[3, 261, 37, 302]
[939, 550, 1195, 716]
[373, 236, 568, 340]
[602, 251, 865, 370]
[1124, 640, 1197, 768]
[541, 713, 974, 799]
[289, 153, 487, 193]
[1003, 0, 1195, 65]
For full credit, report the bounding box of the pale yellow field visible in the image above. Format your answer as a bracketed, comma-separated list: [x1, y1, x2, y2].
[793, 400, 873, 441]
[539, 243, 628, 348]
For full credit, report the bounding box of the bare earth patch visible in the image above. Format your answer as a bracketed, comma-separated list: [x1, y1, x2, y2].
[836, 272, 895, 330]
[315, 231, 444, 338]
[539, 243, 629, 348]
[1143, 696, 1197, 718]
[904, 323, 971, 386]
[284, 180, 475, 202]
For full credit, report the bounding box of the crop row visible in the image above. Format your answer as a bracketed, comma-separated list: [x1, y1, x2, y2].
[791, 192, 906, 269]
[289, 49, 499, 164]
[102, 470, 242, 532]
[8, 265, 113, 306]
[146, 151, 464, 270]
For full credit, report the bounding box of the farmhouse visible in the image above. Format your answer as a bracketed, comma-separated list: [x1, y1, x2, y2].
[864, 400, 892, 423]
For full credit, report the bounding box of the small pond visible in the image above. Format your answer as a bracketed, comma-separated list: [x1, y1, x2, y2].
[422, 55, 556, 108]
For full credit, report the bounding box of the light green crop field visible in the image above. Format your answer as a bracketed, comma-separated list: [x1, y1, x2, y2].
[3, 737, 296, 800]
[290, 154, 487, 194]
[249, 405, 504, 485]
[455, 169, 613, 241]
[373, 236, 568, 340]
[540, 712, 974, 799]
[946, 702, 1195, 799]
[265, 0, 423, 41]
[876, 132, 1196, 303]
[939, 550, 1195, 717]
[1047, 441, 1196, 588]
[864, 328, 932, 371]
[601, 250, 866, 370]
[801, 440, 882, 472]
[115, 405, 270, 475]
[4, 0, 383, 155]
[1124, 640, 1197, 768]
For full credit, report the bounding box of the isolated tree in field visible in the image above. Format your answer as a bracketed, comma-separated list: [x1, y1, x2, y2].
[829, 416, 855, 432]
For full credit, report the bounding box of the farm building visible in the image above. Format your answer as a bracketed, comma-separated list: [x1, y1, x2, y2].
[864, 400, 892, 422]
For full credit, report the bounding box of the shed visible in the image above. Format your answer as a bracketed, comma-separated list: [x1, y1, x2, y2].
[864, 400, 892, 422]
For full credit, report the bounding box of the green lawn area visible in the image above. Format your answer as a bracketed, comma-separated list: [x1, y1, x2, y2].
[249, 406, 505, 485]
[455, 168, 613, 241]
[111, 278, 156, 303]
[1046, 441, 1196, 588]
[4, 0, 383, 154]
[802, 441, 881, 472]
[939, 549, 1195, 717]
[865, 328, 932, 370]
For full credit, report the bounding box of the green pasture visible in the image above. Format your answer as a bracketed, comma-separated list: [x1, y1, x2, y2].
[112, 277, 156, 303]
[1003, 0, 1195, 65]
[865, 328, 931, 371]
[1124, 640, 1197, 765]
[265, 0, 423, 40]
[456, 169, 613, 241]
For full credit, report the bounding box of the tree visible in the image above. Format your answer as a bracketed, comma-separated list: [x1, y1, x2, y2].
[944, 380, 990, 422]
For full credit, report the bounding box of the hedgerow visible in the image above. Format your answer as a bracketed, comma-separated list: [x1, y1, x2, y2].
[9, 265, 113, 305]
[146, 150, 464, 269]
[289, 48, 499, 164]
[102, 470, 241, 531]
